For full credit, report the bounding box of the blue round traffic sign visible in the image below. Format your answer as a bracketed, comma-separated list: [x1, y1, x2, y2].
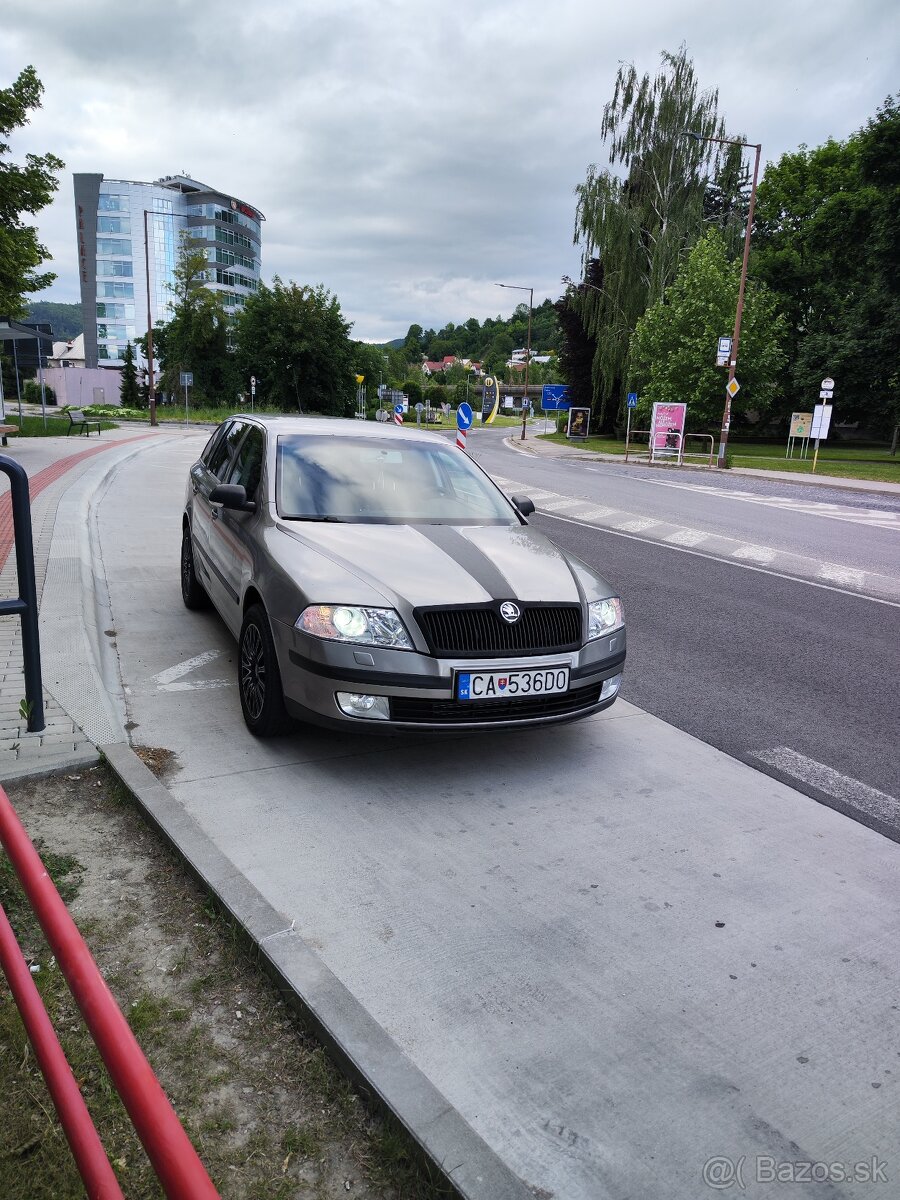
[456, 402, 473, 430]
[394, 403, 404, 415]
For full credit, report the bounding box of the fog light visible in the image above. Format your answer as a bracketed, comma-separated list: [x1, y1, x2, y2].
[600, 673, 622, 701]
[336, 692, 390, 720]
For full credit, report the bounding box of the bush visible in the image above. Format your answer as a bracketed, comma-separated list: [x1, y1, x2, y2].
[23, 379, 56, 405]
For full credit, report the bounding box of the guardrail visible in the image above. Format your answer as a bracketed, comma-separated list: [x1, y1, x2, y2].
[0, 783, 220, 1198]
[681, 433, 715, 466]
[0, 456, 45, 732]
[624, 429, 652, 462]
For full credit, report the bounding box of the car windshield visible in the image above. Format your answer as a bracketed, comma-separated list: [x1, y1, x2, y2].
[276, 434, 518, 525]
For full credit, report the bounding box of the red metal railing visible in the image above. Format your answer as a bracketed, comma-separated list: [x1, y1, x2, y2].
[0, 784, 220, 1199]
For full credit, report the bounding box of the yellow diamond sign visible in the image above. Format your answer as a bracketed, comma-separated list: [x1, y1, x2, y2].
[726, 378, 741, 398]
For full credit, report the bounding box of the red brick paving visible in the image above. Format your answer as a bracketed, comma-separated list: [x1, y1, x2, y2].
[0, 434, 158, 574]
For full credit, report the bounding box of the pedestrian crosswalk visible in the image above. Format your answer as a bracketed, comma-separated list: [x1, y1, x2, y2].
[632, 478, 900, 530]
[489, 473, 900, 603]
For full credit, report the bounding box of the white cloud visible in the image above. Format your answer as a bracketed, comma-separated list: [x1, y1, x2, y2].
[2, 0, 897, 340]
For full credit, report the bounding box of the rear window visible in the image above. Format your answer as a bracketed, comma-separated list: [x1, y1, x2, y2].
[276, 435, 516, 525]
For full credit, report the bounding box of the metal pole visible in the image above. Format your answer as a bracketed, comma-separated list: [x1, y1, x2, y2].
[184, 380, 188, 427]
[38, 351, 47, 431]
[719, 142, 761, 468]
[143, 210, 158, 428]
[12, 339, 23, 424]
[625, 404, 632, 453]
[521, 288, 533, 442]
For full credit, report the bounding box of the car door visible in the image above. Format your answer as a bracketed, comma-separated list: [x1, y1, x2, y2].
[190, 419, 247, 611]
[214, 423, 267, 625]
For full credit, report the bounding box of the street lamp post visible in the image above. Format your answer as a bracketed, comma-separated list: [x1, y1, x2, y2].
[496, 282, 533, 440]
[684, 132, 762, 468]
[142, 209, 158, 428]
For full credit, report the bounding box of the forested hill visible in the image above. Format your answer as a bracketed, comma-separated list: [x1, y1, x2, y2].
[381, 298, 562, 372]
[25, 301, 82, 340]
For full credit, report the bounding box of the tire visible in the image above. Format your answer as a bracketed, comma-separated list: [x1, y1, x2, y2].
[238, 604, 293, 737]
[181, 524, 210, 610]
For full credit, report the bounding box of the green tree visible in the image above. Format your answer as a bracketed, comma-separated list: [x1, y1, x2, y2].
[235, 277, 355, 415]
[753, 96, 900, 435]
[0, 66, 64, 316]
[573, 46, 735, 430]
[152, 233, 237, 405]
[629, 229, 786, 428]
[120, 341, 140, 408]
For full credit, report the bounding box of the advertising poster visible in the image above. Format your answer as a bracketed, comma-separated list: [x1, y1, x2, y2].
[790, 412, 813, 438]
[480, 375, 500, 424]
[650, 402, 686, 459]
[566, 408, 590, 439]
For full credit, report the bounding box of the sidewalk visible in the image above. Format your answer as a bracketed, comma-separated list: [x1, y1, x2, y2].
[0, 429, 170, 778]
[508, 431, 900, 496]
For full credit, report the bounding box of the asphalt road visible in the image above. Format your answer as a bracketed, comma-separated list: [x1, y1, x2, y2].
[468, 430, 900, 839]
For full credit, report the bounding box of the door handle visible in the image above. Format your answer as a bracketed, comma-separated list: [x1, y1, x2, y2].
[192, 483, 199, 494]
[210, 507, 220, 521]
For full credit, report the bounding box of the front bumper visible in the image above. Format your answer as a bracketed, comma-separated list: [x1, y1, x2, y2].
[272, 617, 626, 731]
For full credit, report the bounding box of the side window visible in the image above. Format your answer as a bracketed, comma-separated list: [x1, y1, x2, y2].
[226, 427, 265, 498]
[200, 425, 227, 467]
[206, 421, 246, 480]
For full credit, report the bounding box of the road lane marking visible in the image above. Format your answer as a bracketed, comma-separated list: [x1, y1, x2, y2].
[818, 564, 866, 587]
[664, 530, 709, 547]
[535, 509, 900, 608]
[601, 474, 900, 531]
[151, 650, 225, 689]
[617, 518, 661, 533]
[752, 748, 900, 825]
[731, 545, 777, 564]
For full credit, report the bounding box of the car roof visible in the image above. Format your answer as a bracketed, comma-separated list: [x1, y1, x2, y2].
[228, 415, 451, 446]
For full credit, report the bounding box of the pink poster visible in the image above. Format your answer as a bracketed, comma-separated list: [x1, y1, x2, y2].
[651, 402, 686, 455]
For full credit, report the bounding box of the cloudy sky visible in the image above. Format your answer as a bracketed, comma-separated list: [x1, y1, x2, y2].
[3, 0, 897, 342]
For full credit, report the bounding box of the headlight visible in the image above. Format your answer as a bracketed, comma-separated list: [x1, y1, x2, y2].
[296, 605, 413, 650]
[588, 597, 624, 640]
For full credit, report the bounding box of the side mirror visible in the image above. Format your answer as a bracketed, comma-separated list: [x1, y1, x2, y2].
[209, 483, 256, 513]
[511, 494, 535, 518]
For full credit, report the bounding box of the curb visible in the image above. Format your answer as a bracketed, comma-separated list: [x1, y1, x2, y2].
[101, 742, 533, 1200]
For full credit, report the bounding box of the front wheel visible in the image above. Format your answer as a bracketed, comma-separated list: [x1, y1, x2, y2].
[181, 525, 210, 610]
[238, 605, 293, 737]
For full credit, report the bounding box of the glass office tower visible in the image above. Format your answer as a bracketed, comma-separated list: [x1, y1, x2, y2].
[73, 173, 264, 370]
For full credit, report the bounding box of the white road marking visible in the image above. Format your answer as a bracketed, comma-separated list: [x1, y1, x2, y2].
[818, 564, 867, 587]
[539, 497, 584, 511]
[150, 650, 224, 686]
[161, 678, 232, 692]
[610, 474, 900, 531]
[731, 545, 777, 564]
[752, 748, 900, 825]
[617, 518, 660, 533]
[664, 529, 708, 547]
[579, 506, 619, 520]
[536, 509, 900, 608]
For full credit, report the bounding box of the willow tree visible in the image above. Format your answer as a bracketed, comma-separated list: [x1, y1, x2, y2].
[573, 46, 735, 430]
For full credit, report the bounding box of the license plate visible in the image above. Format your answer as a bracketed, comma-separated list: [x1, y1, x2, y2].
[456, 666, 570, 701]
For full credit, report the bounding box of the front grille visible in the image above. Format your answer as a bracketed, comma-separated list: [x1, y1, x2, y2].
[415, 604, 582, 658]
[390, 682, 604, 725]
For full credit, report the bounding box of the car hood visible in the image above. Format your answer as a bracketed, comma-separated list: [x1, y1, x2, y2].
[274, 520, 604, 608]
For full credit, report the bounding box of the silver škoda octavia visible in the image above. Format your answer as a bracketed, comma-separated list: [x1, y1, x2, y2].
[182, 416, 625, 736]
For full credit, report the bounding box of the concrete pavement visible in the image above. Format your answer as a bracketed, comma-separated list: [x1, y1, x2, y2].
[1, 426, 898, 1199]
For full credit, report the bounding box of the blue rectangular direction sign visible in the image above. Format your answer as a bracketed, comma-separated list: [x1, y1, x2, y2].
[541, 384, 570, 411]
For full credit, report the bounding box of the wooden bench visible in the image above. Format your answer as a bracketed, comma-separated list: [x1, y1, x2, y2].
[0, 424, 19, 448]
[66, 409, 102, 437]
